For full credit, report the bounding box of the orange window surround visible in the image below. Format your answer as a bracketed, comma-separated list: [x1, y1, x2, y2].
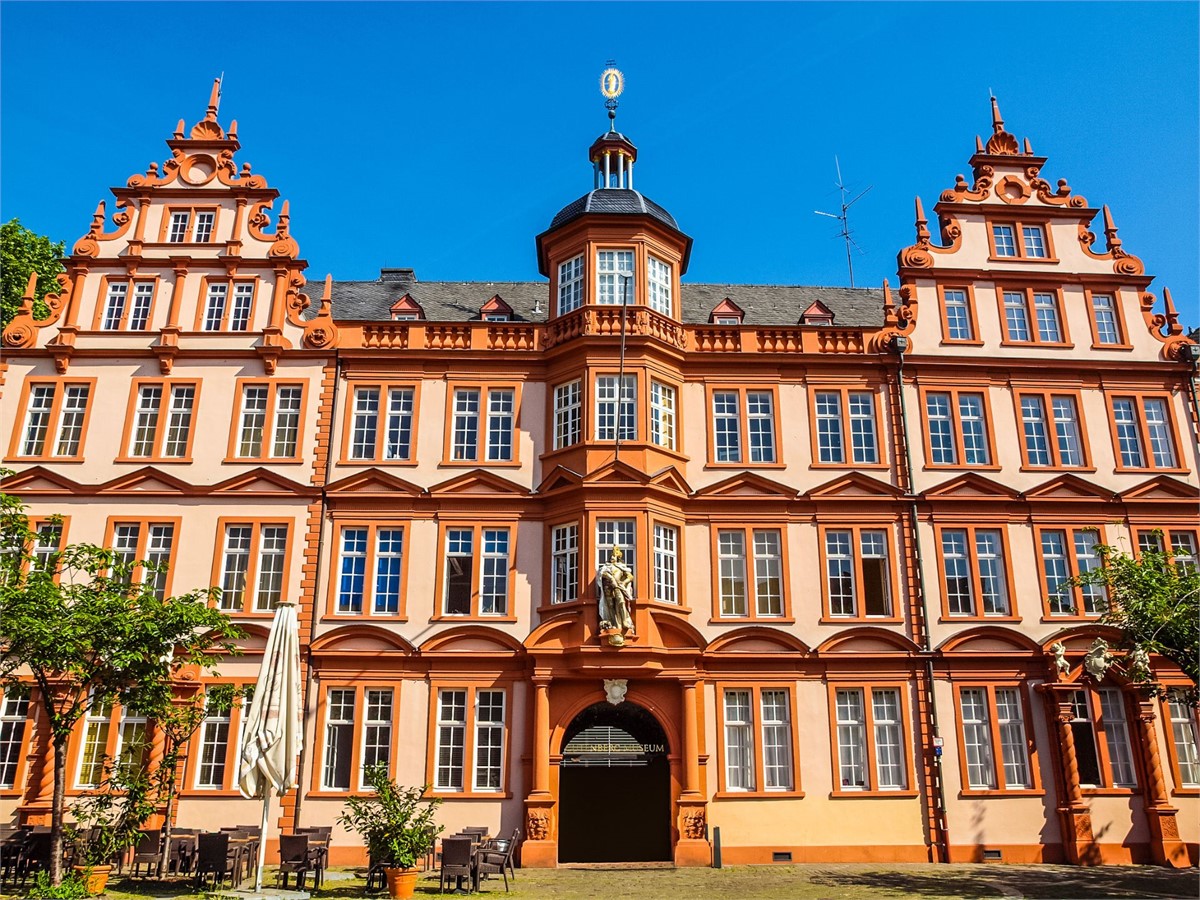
[827, 681, 918, 797]
[996, 286, 1072, 347]
[340, 383, 421, 464]
[103, 516, 181, 600]
[92, 276, 159, 331]
[934, 524, 1019, 622]
[1106, 391, 1185, 473]
[443, 382, 522, 466]
[1012, 389, 1093, 471]
[716, 683, 803, 797]
[818, 523, 902, 623]
[710, 525, 791, 623]
[426, 682, 511, 798]
[183, 682, 254, 794]
[986, 219, 1057, 262]
[937, 284, 983, 345]
[433, 522, 518, 622]
[117, 378, 201, 463]
[1084, 288, 1132, 349]
[311, 683, 401, 795]
[918, 385, 999, 470]
[227, 379, 307, 463]
[327, 521, 410, 620]
[952, 683, 1042, 795]
[210, 518, 294, 616]
[7, 377, 97, 463]
[1035, 524, 1107, 621]
[706, 385, 782, 467]
[808, 384, 885, 468]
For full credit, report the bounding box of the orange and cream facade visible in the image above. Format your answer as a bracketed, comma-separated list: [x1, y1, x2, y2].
[2, 86, 1197, 868]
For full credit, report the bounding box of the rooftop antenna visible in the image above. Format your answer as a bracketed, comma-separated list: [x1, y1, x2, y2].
[814, 157, 872, 288]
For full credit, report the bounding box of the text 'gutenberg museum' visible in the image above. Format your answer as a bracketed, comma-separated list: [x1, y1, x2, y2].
[2, 78, 1197, 869]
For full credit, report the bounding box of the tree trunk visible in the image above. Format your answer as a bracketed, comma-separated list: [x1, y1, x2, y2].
[50, 738, 66, 885]
[158, 774, 176, 878]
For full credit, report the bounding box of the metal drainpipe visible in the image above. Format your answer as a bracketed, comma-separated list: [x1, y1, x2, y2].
[892, 342, 950, 863]
[292, 353, 341, 829]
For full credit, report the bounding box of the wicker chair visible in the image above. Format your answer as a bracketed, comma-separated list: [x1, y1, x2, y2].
[130, 829, 161, 878]
[193, 832, 237, 890]
[277, 833, 311, 891]
[475, 839, 511, 892]
[439, 836, 475, 894]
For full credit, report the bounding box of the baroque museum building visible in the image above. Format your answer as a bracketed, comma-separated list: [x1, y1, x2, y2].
[1, 83, 1198, 869]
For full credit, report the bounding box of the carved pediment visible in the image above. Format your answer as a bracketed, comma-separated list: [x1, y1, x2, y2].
[0, 466, 82, 495]
[807, 472, 904, 500]
[648, 466, 692, 496]
[211, 467, 312, 496]
[326, 469, 426, 497]
[536, 466, 583, 495]
[1120, 475, 1199, 503]
[98, 467, 194, 496]
[694, 471, 797, 500]
[428, 470, 529, 498]
[921, 473, 1020, 501]
[581, 459, 652, 487]
[1023, 474, 1113, 502]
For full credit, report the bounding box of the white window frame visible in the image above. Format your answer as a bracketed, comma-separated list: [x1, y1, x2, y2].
[650, 381, 676, 450]
[557, 254, 584, 315]
[647, 255, 672, 315]
[595, 375, 636, 442]
[653, 523, 678, 604]
[551, 523, 579, 604]
[553, 380, 582, 450]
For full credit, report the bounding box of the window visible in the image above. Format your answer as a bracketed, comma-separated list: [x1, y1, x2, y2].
[553, 380, 582, 450]
[1001, 288, 1068, 345]
[596, 250, 635, 305]
[550, 523, 579, 604]
[99, 280, 155, 331]
[1017, 393, 1086, 468]
[650, 381, 677, 450]
[201, 281, 255, 331]
[1110, 395, 1179, 470]
[318, 687, 396, 792]
[441, 525, 512, 617]
[215, 521, 290, 612]
[720, 687, 797, 794]
[449, 387, 516, 463]
[595, 375, 636, 442]
[597, 519, 636, 587]
[823, 527, 892, 619]
[716, 528, 784, 618]
[653, 523, 679, 604]
[1022, 225, 1047, 258]
[714, 315, 742, 326]
[0, 687, 30, 789]
[558, 254, 584, 315]
[75, 695, 146, 788]
[31, 521, 63, 572]
[833, 686, 909, 792]
[322, 688, 356, 791]
[957, 686, 1033, 791]
[1039, 527, 1105, 617]
[361, 688, 394, 783]
[939, 527, 1011, 617]
[108, 520, 176, 601]
[335, 525, 405, 616]
[233, 383, 303, 459]
[1066, 688, 1136, 789]
[125, 382, 197, 459]
[992, 224, 1017, 257]
[1137, 530, 1198, 572]
[346, 386, 415, 462]
[924, 390, 991, 466]
[647, 256, 672, 315]
[813, 389, 879, 465]
[990, 221, 1053, 260]
[1088, 293, 1125, 346]
[1165, 689, 1200, 790]
[433, 687, 507, 793]
[710, 388, 777, 464]
[194, 684, 246, 791]
[164, 208, 216, 243]
[14, 380, 93, 459]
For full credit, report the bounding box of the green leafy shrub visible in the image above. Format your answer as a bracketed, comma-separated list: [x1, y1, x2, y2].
[27, 870, 88, 900]
[337, 765, 442, 870]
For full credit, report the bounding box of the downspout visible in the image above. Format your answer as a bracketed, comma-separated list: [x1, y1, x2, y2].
[293, 352, 341, 828]
[891, 338, 950, 863]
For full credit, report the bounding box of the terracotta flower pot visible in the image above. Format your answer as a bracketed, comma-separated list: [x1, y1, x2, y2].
[73, 864, 113, 896]
[384, 867, 419, 899]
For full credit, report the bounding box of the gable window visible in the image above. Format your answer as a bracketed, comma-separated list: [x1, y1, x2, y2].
[558, 254, 584, 314]
[596, 250, 635, 305]
[441, 525, 512, 617]
[14, 380, 93, 460]
[1089, 293, 1125, 346]
[126, 382, 197, 460]
[924, 389, 991, 467]
[433, 686, 506, 794]
[99, 280, 155, 331]
[1022, 225, 1047, 258]
[992, 224, 1017, 257]
[647, 256, 672, 315]
[653, 523, 679, 604]
[650, 381, 677, 450]
[941, 288, 976, 342]
[347, 386, 415, 462]
[450, 387, 516, 463]
[957, 686, 1033, 791]
[990, 221, 1053, 260]
[939, 527, 1010, 617]
[710, 388, 777, 464]
[550, 523, 579, 604]
[813, 389, 879, 465]
[823, 527, 892, 619]
[216, 521, 289, 613]
[1066, 687, 1136, 789]
[1001, 288, 1068, 345]
[233, 383, 303, 460]
[201, 281, 255, 332]
[833, 686, 909, 792]
[1017, 392, 1085, 468]
[720, 686, 797, 794]
[553, 380, 582, 450]
[595, 375, 636, 441]
[335, 524, 405, 616]
[0, 687, 31, 790]
[716, 528, 784, 618]
[1039, 527, 1105, 617]
[1110, 395, 1179, 470]
[165, 208, 216, 243]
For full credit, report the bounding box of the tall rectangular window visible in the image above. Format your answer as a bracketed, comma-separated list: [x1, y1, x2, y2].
[712, 391, 741, 462]
[167, 212, 190, 243]
[760, 689, 794, 791]
[595, 375, 636, 441]
[193, 211, 215, 243]
[958, 686, 1031, 791]
[431, 686, 508, 794]
[435, 689, 467, 791]
[597, 520, 635, 586]
[825, 528, 891, 618]
[553, 381, 582, 449]
[1167, 690, 1200, 788]
[361, 689, 394, 784]
[1022, 225, 1047, 258]
[0, 687, 30, 789]
[235, 383, 303, 459]
[229, 283, 254, 331]
[940, 528, 1010, 617]
[723, 690, 754, 791]
[216, 522, 289, 612]
[474, 691, 505, 791]
[1019, 393, 1084, 468]
[444, 529, 474, 615]
[835, 688, 867, 790]
[596, 249, 635, 305]
[871, 689, 905, 789]
[1090, 294, 1122, 345]
[195, 689, 234, 790]
[76, 694, 114, 788]
[815, 390, 878, 464]
[650, 381, 676, 450]
[203, 283, 228, 331]
[486, 389, 515, 462]
[558, 254, 584, 314]
[653, 524, 678, 604]
[322, 688, 355, 790]
[1003, 291, 1031, 342]
[992, 224, 1016, 257]
[237, 386, 268, 457]
[108, 521, 175, 600]
[717, 528, 783, 618]
[551, 523, 579, 604]
[924, 390, 990, 466]
[102, 282, 129, 330]
[337, 527, 368, 614]
[479, 529, 510, 615]
[1041, 527, 1106, 616]
[942, 288, 974, 341]
[1033, 292, 1063, 342]
[717, 530, 747, 617]
[646, 256, 672, 315]
[348, 386, 415, 461]
[16, 381, 94, 460]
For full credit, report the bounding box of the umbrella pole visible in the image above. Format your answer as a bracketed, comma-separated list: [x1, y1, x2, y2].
[254, 790, 271, 892]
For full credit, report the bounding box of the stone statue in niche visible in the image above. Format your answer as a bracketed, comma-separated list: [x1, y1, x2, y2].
[597, 545, 635, 647]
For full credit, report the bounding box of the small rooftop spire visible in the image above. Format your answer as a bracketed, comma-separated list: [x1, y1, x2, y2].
[990, 95, 1004, 134]
[1102, 204, 1122, 253]
[983, 94, 1020, 155]
[207, 76, 222, 121]
[600, 61, 624, 132]
[187, 76, 227, 140]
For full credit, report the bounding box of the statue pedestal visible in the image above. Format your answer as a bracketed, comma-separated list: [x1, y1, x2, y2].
[674, 799, 711, 867]
[522, 798, 558, 868]
[1146, 806, 1189, 867]
[599, 627, 638, 648]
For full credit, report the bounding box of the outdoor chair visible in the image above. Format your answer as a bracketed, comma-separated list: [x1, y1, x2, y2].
[0, 827, 25, 891]
[16, 831, 51, 888]
[168, 828, 199, 875]
[294, 828, 328, 886]
[422, 824, 438, 871]
[130, 829, 161, 878]
[365, 853, 387, 893]
[193, 831, 237, 890]
[277, 833, 311, 891]
[439, 835, 475, 894]
[475, 839, 511, 892]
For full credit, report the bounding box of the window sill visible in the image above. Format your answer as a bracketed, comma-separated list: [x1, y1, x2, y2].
[713, 790, 805, 800]
[426, 791, 512, 801]
[830, 789, 919, 799]
[958, 788, 1045, 798]
[114, 456, 194, 465]
[1089, 342, 1134, 351]
[1040, 614, 1102, 624]
[438, 460, 523, 468]
[922, 463, 1002, 472]
[218, 609, 278, 619]
[940, 339, 986, 347]
[3, 456, 86, 464]
[1018, 465, 1096, 474]
[1112, 466, 1191, 476]
[323, 612, 409, 623]
[987, 256, 1059, 264]
[810, 462, 890, 470]
[939, 615, 1022, 625]
[704, 461, 786, 470]
[337, 458, 418, 467]
[819, 616, 905, 626]
[430, 614, 519, 624]
[709, 616, 796, 626]
[1170, 788, 1200, 797]
[223, 457, 305, 465]
[535, 600, 585, 617]
[1081, 787, 1141, 796]
[178, 788, 246, 798]
[998, 340, 1074, 350]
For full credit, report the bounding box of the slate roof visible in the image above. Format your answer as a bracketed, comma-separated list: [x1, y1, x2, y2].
[550, 189, 679, 231]
[320, 275, 885, 328]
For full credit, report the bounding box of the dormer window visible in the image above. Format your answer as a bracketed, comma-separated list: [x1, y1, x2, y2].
[483, 314, 509, 323]
[389, 294, 425, 322]
[597, 250, 635, 304]
[558, 255, 584, 315]
[480, 295, 514, 323]
[392, 314, 420, 322]
[799, 301, 834, 326]
[646, 256, 672, 315]
[709, 298, 745, 325]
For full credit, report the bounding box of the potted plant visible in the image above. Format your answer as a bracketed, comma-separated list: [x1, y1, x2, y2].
[338, 764, 442, 900]
[68, 755, 159, 895]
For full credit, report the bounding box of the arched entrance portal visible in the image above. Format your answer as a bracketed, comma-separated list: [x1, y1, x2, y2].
[557, 701, 672, 863]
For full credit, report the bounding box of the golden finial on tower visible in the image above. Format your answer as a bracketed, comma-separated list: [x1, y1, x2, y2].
[600, 61, 624, 131]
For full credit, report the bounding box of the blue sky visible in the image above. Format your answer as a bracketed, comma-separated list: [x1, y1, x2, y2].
[2, 2, 1196, 309]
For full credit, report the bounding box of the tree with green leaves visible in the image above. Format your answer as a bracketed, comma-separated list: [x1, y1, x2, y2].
[0, 485, 242, 884]
[1, 219, 65, 327]
[1074, 535, 1199, 703]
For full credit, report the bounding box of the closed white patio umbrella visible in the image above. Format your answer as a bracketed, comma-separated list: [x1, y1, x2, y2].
[239, 599, 304, 892]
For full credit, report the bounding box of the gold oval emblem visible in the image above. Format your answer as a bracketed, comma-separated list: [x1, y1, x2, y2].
[600, 67, 624, 100]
